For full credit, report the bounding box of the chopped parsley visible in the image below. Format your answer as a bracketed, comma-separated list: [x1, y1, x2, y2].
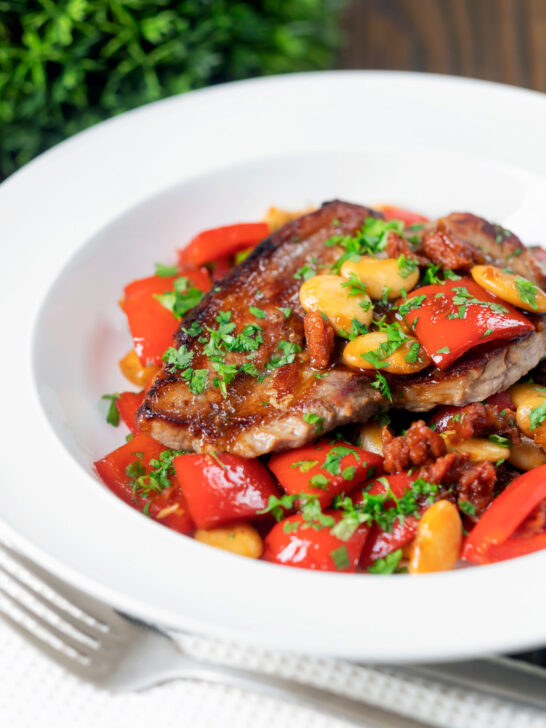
[506, 246, 522, 259]
[249, 305, 267, 319]
[458, 500, 477, 516]
[267, 340, 302, 369]
[371, 371, 392, 402]
[340, 272, 368, 297]
[515, 277, 539, 310]
[488, 434, 511, 447]
[405, 340, 421, 364]
[154, 262, 179, 277]
[397, 295, 426, 316]
[323, 444, 360, 475]
[342, 465, 357, 480]
[325, 217, 404, 272]
[447, 286, 509, 320]
[397, 255, 418, 279]
[294, 259, 317, 281]
[330, 545, 350, 570]
[436, 346, 450, 355]
[480, 329, 493, 339]
[154, 276, 205, 319]
[368, 549, 404, 575]
[303, 412, 324, 434]
[101, 393, 120, 426]
[276, 306, 291, 319]
[125, 448, 183, 504]
[291, 460, 319, 473]
[163, 344, 194, 371]
[529, 402, 546, 430]
[309, 473, 329, 489]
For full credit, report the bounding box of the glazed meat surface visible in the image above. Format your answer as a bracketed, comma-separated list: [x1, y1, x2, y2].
[391, 325, 546, 411]
[426, 212, 546, 287]
[137, 201, 386, 456]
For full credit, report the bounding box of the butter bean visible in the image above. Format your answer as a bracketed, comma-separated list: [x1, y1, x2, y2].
[340, 256, 419, 300]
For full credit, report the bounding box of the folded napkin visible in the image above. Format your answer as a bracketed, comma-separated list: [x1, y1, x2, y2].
[1, 619, 545, 728]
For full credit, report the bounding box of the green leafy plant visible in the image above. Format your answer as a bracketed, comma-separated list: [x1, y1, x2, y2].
[0, 0, 345, 177]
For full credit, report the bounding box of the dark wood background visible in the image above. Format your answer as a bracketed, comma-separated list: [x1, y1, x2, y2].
[340, 0, 546, 93]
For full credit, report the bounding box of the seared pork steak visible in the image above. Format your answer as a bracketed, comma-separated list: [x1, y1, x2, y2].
[391, 323, 546, 411]
[138, 202, 546, 455]
[137, 201, 386, 457]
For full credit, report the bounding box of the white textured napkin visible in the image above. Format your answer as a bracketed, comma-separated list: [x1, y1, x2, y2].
[1, 619, 546, 728]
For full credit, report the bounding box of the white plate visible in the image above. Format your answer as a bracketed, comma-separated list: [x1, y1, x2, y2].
[1, 71, 545, 662]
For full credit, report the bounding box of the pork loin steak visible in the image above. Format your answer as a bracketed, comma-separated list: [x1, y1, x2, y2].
[136, 201, 386, 457]
[391, 322, 546, 412]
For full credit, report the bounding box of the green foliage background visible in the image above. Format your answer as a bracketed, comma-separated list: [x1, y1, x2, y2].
[0, 0, 344, 178]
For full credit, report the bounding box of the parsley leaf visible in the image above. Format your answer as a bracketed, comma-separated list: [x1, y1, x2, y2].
[154, 276, 205, 319]
[515, 277, 538, 310]
[330, 545, 350, 570]
[276, 306, 291, 319]
[154, 262, 178, 277]
[325, 217, 404, 272]
[101, 393, 120, 426]
[163, 344, 194, 371]
[458, 500, 477, 516]
[371, 371, 392, 402]
[397, 255, 418, 279]
[291, 460, 319, 472]
[249, 305, 267, 319]
[368, 549, 403, 574]
[488, 434, 511, 447]
[303, 412, 324, 434]
[529, 402, 546, 430]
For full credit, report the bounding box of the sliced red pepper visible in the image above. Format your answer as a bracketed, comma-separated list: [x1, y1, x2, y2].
[178, 223, 269, 267]
[123, 269, 211, 367]
[94, 434, 194, 534]
[173, 452, 279, 529]
[462, 465, 546, 564]
[378, 205, 429, 226]
[353, 472, 419, 568]
[263, 512, 369, 572]
[268, 439, 383, 508]
[482, 532, 546, 563]
[116, 391, 145, 434]
[404, 277, 534, 370]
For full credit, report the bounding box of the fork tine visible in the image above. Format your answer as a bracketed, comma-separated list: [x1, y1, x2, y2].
[0, 604, 92, 679]
[0, 562, 102, 645]
[0, 586, 95, 660]
[0, 542, 111, 630]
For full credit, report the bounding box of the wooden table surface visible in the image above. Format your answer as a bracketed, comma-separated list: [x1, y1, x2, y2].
[340, 0, 546, 93]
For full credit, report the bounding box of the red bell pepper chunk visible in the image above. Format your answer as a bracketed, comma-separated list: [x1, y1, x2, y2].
[404, 277, 534, 370]
[353, 473, 419, 568]
[116, 391, 145, 434]
[123, 269, 211, 367]
[481, 532, 546, 563]
[378, 205, 429, 226]
[173, 452, 279, 529]
[462, 465, 546, 564]
[94, 434, 194, 534]
[268, 439, 383, 508]
[178, 223, 269, 267]
[263, 512, 369, 572]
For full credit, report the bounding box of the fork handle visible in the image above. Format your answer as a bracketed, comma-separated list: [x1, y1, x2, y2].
[155, 659, 430, 728]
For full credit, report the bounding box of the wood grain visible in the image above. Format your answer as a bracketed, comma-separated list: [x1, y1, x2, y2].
[340, 0, 546, 92]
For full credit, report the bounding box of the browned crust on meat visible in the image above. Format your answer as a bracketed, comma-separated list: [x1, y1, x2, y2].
[436, 212, 546, 287]
[137, 201, 386, 456]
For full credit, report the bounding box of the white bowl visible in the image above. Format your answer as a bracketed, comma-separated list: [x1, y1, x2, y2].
[1, 71, 545, 662]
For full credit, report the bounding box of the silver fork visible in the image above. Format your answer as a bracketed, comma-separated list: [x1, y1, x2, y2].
[0, 541, 428, 728]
